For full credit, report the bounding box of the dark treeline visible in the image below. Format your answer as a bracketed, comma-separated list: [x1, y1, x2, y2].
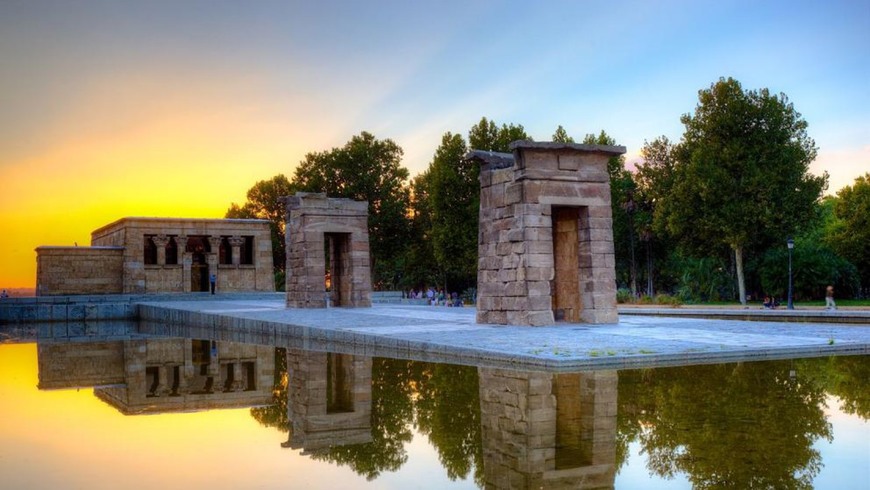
[228, 77, 869, 302]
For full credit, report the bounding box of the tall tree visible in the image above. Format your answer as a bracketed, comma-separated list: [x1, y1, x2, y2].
[827, 173, 870, 292]
[226, 174, 294, 289]
[291, 131, 411, 289]
[416, 118, 531, 292]
[634, 137, 679, 296]
[584, 130, 638, 293]
[660, 77, 827, 304]
[428, 132, 477, 289]
[401, 171, 438, 291]
[467, 117, 531, 152]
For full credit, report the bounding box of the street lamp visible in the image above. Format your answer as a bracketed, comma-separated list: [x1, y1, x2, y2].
[787, 238, 795, 310]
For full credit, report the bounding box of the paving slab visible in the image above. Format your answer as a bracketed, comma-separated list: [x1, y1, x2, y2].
[136, 300, 870, 371]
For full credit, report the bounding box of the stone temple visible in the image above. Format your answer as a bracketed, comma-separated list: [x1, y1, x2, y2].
[468, 141, 625, 325]
[36, 217, 274, 295]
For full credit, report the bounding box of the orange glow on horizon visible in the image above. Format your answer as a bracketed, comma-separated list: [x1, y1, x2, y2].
[0, 114, 314, 288]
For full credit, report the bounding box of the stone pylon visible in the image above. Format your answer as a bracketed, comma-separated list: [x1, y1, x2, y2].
[283, 192, 372, 308]
[469, 141, 625, 325]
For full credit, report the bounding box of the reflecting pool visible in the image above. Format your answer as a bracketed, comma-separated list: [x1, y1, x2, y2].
[1, 329, 868, 489]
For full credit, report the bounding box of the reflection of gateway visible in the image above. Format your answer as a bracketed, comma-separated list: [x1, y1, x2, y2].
[283, 350, 373, 452]
[37, 338, 275, 414]
[478, 368, 617, 489]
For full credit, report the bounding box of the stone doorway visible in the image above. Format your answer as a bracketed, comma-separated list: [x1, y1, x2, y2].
[325, 233, 351, 306]
[191, 258, 209, 292]
[187, 237, 211, 292]
[552, 207, 582, 322]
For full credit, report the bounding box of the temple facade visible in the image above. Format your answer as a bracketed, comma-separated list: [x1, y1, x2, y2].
[35, 217, 274, 295]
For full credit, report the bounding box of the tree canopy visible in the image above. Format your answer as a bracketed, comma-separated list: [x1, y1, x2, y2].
[827, 173, 870, 291]
[291, 131, 411, 288]
[659, 77, 827, 303]
[226, 174, 294, 288]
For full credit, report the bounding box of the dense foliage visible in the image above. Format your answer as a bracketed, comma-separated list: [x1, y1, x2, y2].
[227, 78, 865, 300]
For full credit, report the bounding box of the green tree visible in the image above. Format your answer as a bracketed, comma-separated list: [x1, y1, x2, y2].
[552, 125, 575, 143]
[400, 171, 438, 291]
[291, 132, 412, 289]
[418, 118, 531, 292]
[634, 137, 679, 295]
[583, 130, 638, 293]
[827, 173, 870, 293]
[758, 239, 859, 300]
[467, 117, 530, 152]
[226, 174, 294, 289]
[660, 77, 827, 304]
[428, 132, 477, 289]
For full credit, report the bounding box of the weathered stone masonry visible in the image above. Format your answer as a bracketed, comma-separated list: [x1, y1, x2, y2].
[479, 368, 617, 489]
[471, 141, 625, 325]
[36, 217, 274, 295]
[284, 193, 372, 308]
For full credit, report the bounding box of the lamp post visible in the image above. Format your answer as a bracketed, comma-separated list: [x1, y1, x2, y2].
[787, 238, 795, 310]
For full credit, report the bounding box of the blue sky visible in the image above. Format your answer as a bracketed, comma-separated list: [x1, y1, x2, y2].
[0, 0, 868, 286]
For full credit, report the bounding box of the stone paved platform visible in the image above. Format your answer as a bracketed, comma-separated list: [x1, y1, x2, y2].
[137, 300, 870, 371]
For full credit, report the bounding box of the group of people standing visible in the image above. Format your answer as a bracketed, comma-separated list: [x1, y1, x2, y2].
[408, 287, 463, 307]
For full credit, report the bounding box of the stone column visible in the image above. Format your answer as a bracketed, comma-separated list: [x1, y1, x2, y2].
[229, 236, 245, 266]
[152, 234, 169, 265]
[156, 365, 169, 396]
[178, 235, 191, 293]
[207, 236, 221, 278]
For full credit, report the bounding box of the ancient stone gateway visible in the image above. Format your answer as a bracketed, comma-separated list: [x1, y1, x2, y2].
[283, 192, 372, 308]
[469, 141, 626, 325]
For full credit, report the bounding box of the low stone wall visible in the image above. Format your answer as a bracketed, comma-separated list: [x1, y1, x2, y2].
[36, 246, 124, 296]
[0, 297, 138, 324]
[0, 292, 284, 324]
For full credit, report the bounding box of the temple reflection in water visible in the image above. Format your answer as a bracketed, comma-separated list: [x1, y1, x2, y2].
[27, 332, 868, 489]
[38, 338, 275, 414]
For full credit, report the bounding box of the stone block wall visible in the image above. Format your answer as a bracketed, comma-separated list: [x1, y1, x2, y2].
[472, 141, 625, 325]
[35, 246, 124, 296]
[284, 193, 372, 308]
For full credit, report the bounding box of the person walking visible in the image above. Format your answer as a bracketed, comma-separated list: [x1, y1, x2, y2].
[825, 285, 836, 310]
[210, 273, 217, 295]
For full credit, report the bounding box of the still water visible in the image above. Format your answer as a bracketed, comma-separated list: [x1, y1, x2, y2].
[1, 332, 868, 489]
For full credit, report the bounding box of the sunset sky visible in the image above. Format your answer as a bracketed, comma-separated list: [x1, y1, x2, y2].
[1, 0, 868, 288]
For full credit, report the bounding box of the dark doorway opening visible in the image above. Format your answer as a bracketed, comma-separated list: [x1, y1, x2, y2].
[552, 207, 582, 322]
[325, 233, 351, 306]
